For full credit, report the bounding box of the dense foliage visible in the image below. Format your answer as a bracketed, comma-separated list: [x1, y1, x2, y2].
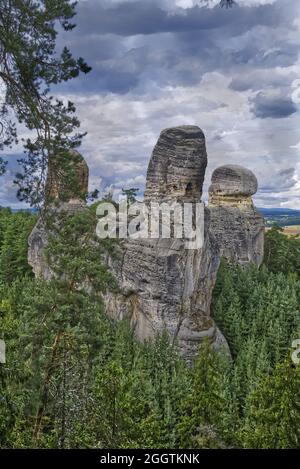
[0, 208, 36, 283]
[264, 226, 300, 278]
[0, 210, 299, 448]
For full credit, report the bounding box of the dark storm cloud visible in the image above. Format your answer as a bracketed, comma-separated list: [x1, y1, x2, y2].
[76, 1, 286, 37]
[56, 0, 298, 95]
[229, 44, 299, 69]
[250, 92, 298, 119]
[229, 70, 293, 92]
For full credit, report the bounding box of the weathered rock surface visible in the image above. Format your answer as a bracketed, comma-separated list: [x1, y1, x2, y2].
[208, 164, 264, 266]
[144, 126, 207, 203]
[104, 126, 227, 359]
[28, 150, 88, 278]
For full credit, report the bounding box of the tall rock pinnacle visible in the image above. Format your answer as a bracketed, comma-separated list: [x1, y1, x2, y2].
[144, 126, 207, 203]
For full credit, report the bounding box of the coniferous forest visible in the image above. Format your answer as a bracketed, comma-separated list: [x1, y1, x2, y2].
[0, 206, 299, 449]
[1, 0, 300, 456]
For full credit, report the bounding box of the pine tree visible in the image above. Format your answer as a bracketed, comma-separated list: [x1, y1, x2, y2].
[0, 210, 35, 284]
[241, 359, 300, 448]
[176, 341, 228, 448]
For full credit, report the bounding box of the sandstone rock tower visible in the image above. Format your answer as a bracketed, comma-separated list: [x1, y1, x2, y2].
[104, 126, 226, 360]
[28, 150, 88, 279]
[208, 164, 264, 266]
[144, 126, 207, 203]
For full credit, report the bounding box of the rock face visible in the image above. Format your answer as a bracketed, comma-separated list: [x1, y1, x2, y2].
[28, 150, 88, 278]
[144, 126, 207, 203]
[104, 126, 226, 360]
[208, 164, 264, 266]
[28, 219, 52, 279]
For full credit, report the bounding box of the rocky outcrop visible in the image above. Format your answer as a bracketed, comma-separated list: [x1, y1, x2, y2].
[208, 164, 264, 266]
[144, 126, 207, 203]
[28, 150, 88, 278]
[104, 126, 227, 360]
[28, 129, 264, 360]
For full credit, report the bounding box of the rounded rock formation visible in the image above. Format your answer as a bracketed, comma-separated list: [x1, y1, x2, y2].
[209, 164, 258, 198]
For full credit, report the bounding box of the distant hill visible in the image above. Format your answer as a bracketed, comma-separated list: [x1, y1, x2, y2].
[258, 207, 300, 227]
[11, 208, 38, 213]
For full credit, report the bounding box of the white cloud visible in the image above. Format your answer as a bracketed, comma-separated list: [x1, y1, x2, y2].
[58, 63, 300, 208]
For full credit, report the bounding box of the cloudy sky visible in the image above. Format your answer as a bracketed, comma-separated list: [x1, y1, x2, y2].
[1, 0, 300, 208]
